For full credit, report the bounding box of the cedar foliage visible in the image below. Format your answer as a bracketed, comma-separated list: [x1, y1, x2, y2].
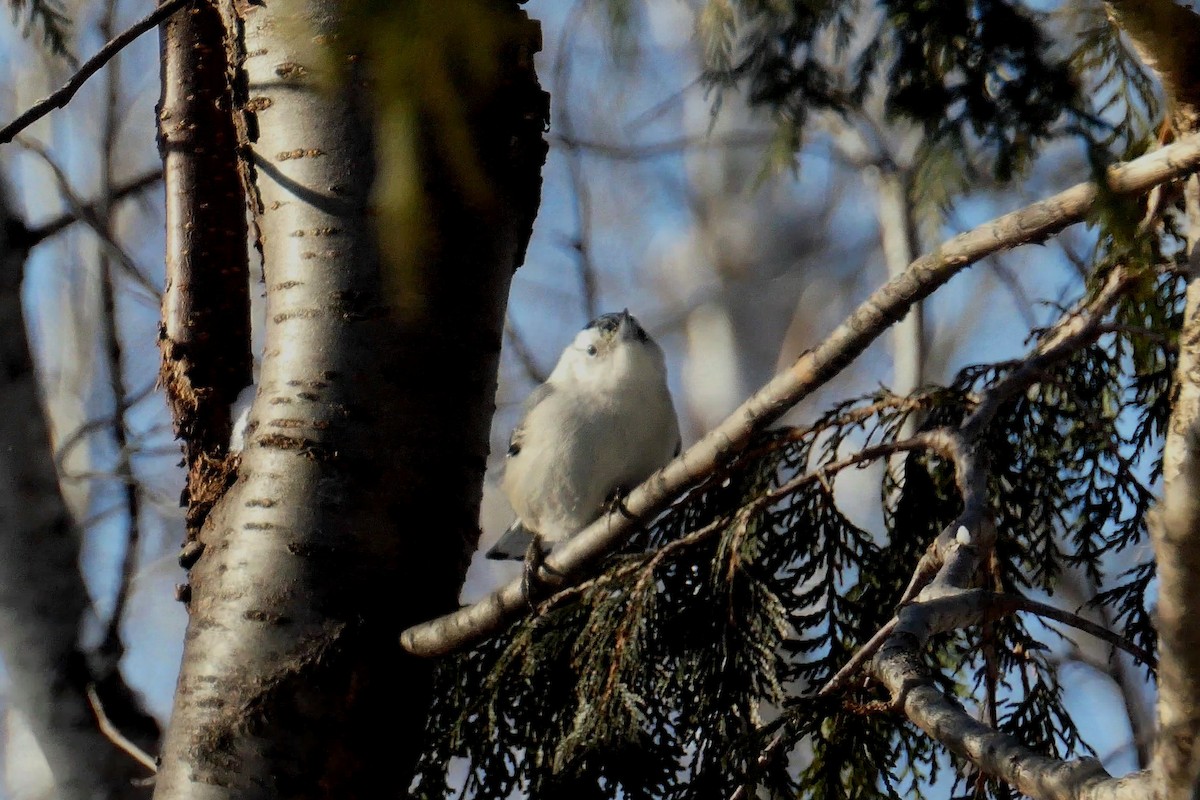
[414, 261, 1174, 797]
[413, 1, 1179, 797]
[7, 0, 72, 61]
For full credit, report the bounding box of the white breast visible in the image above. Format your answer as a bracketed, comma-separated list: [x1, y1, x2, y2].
[502, 372, 679, 544]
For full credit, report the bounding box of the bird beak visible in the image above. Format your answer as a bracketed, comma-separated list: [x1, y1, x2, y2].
[617, 309, 642, 341]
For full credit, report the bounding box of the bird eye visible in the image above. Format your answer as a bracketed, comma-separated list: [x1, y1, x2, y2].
[586, 345, 598, 357]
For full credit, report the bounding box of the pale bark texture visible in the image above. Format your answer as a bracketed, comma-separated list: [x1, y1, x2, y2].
[1103, 3, 1200, 797]
[153, 0, 547, 796]
[0, 193, 158, 798]
[1155, 172, 1200, 796]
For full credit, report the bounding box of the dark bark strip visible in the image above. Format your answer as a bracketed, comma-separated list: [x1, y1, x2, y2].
[157, 0, 252, 545]
[153, 1, 547, 796]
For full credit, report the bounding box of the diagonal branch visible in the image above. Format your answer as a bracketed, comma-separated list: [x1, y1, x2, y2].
[402, 132, 1200, 658]
[12, 169, 162, 249]
[0, 0, 195, 145]
[15, 138, 160, 299]
[873, 589, 1153, 800]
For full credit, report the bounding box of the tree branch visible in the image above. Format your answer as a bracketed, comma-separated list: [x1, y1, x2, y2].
[873, 589, 1153, 800]
[0, 0, 195, 145]
[13, 169, 162, 249]
[15, 139, 160, 298]
[401, 135, 1200, 657]
[93, 7, 143, 667]
[504, 316, 548, 385]
[86, 685, 157, 775]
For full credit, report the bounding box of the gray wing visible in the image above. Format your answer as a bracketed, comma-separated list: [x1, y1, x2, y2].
[491, 383, 556, 561]
[505, 382, 554, 458]
[486, 521, 541, 560]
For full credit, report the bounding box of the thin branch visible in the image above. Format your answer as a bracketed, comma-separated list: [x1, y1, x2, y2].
[504, 317, 548, 385]
[402, 131, 1200, 658]
[15, 138, 160, 298]
[817, 618, 901, 697]
[735, 588, 1154, 800]
[53, 382, 157, 476]
[86, 684, 157, 774]
[0, 0, 195, 145]
[871, 589, 1152, 800]
[537, 437, 935, 615]
[552, 0, 598, 319]
[94, 9, 142, 666]
[961, 266, 1137, 439]
[15, 169, 161, 248]
[1004, 594, 1156, 668]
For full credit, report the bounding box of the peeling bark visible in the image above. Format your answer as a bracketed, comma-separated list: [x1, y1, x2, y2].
[157, 0, 252, 544]
[153, 0, 547, 795]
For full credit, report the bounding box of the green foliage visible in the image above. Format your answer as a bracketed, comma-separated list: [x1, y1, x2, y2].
[883, 0, 1087, 180]
[1067, 2, 1161, 155]
[405, 3, 1180, 797]
[7, 0, 72, 60]
[416, 259, 1177, 796]
[694, 0, 1177, 193]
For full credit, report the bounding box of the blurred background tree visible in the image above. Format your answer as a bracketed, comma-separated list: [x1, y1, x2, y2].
[0, 0, 1197, 798]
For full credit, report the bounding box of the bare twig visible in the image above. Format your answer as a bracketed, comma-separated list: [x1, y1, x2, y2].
[15, 138, 160, 298]
[1003, 594, 1156, 668]
[14, 169, 161, 248]
[94, 5, 142, 665]
[86, 684, 157, 774]
[54, 382, 157, 476]
[960, 266, 1137, 439]
[402, 132, 1200, 658]
[504, 317, 548, 385]
[735, 587, 1153, 800]
[816, 618, 901, 697]
[871, 588, 1152, 800]
[0, 0, 194, 145]
[1056, 567, 1154, 768]
[552, 0, 598, 319]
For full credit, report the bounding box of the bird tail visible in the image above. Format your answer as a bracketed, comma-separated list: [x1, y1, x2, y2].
[486, 521, 537, 561]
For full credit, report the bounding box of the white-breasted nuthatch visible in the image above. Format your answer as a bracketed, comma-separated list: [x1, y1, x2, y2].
[487, 310, 681, 580]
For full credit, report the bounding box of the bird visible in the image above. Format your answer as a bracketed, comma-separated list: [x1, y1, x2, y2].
[487, 310, 681, 595]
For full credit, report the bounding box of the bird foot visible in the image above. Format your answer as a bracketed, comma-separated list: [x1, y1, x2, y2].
[521, 537, 558, 611]
[605, 487, 637, 520]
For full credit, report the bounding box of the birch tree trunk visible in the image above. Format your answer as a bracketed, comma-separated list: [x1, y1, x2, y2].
[152, 0, 547, 795]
